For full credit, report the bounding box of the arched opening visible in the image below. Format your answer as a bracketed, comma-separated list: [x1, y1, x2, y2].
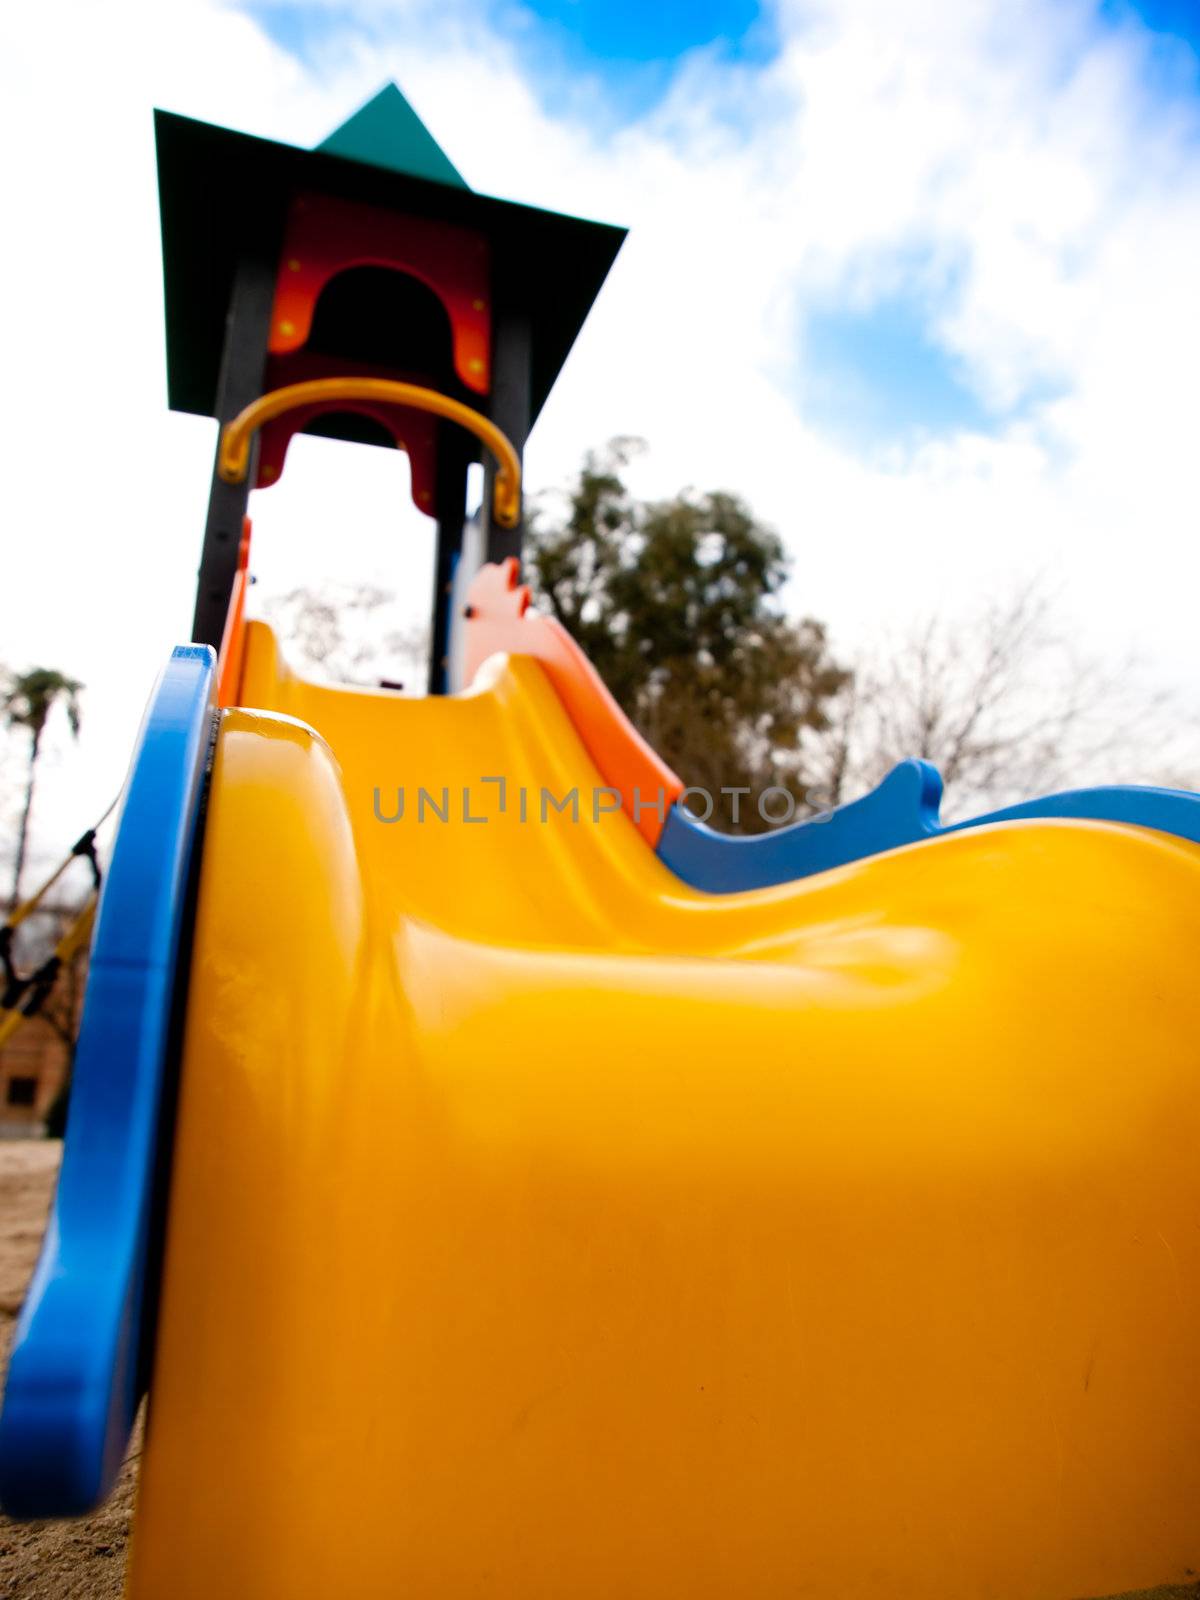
[306, 265, 456, 385]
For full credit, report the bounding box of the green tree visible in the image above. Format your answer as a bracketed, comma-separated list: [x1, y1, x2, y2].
[3, 668, 84, 902]
[527, 442, 849, 833]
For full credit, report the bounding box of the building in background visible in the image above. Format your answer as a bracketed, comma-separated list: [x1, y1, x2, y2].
[1, 1016, 71, 1135]
[0, 904, 87, 1138]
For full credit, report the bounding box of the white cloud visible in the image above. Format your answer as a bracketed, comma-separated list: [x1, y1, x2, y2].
[1, 0, 1198, 876]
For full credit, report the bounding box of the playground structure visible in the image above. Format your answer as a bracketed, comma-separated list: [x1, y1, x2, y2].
[2, 83, 1200, 1599]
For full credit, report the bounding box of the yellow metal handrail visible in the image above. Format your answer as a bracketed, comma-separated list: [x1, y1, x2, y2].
[2, 797, 116, 934]
[0, 898, 97, 1051]
[217, 378, 522, 528]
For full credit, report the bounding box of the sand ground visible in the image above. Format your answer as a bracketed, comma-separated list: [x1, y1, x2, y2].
[0, 1142, 138, 1599]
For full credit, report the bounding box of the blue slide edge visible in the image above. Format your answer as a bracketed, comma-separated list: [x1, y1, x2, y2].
[657, 757, 1200, 892]
[0, 645, 216, 1517]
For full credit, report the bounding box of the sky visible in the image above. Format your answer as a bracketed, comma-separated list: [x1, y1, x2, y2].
[1, 0, 1199, 880]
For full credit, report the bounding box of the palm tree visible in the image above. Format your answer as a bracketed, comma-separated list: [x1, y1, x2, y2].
[3, 668, 84, 903]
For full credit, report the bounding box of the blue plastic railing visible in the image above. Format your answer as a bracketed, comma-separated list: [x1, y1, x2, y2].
[657, 758, 1200, 893]
[0, 646, 215, 1516]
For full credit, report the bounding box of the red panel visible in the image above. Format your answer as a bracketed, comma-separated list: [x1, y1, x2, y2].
[254, 352, 442, 518]
[270, 192, 491, 395]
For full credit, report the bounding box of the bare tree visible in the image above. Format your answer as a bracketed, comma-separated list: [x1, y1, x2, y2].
[806, 584, 1196, 820]
[263, 583, 430, 691]
[261, 576, 1196, 830]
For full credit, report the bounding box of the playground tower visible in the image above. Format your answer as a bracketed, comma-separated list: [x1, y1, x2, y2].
[155, 84, 624, 688]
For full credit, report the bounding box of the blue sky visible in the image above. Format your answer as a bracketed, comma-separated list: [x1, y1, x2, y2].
[516, 0, 763, 60]
[249, 0, 780, 126]
[251, 0, 1200, 89]
[1105, 0, 1200, 54]
[501, 0, 779, 118]
[802, 296, 994, 450]
[248, 0, 1200, 131]
[247, 0, 1199, 453]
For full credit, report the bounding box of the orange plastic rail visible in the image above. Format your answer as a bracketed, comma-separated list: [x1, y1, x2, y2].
[218, 379, 521, 528]
[463, 559, 683, 846]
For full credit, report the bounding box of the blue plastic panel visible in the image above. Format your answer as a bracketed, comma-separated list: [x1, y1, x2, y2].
[0, 646, 215, 1517]
[658, 758, 1200, 893]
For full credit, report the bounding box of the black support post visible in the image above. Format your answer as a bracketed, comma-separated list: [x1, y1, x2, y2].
[482, 304, 532, 567]
[191, 250, 280, 650]
[427, 430, 472, 694]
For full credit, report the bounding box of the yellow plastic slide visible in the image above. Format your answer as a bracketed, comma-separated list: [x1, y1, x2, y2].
[128, 620, 1200, 1599]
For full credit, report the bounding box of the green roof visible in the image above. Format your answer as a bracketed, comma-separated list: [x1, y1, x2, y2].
[154, 91, 625, 430]
[319, 84, 468, 189]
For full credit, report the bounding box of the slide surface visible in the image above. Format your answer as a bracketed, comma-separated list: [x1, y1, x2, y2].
[127, 622, 1200, 1600]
